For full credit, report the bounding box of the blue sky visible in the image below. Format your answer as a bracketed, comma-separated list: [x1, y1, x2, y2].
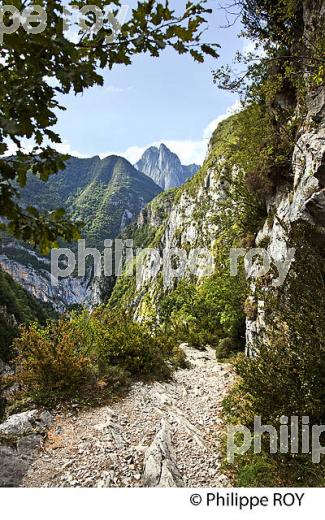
[53, 1, 250, 165]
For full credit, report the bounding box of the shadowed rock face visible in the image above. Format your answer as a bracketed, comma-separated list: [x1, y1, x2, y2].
[0, 410, 53, 487]
[135, 144, 199, 190]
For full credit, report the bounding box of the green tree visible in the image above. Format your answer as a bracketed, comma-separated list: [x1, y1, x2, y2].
[214, 0, 324, 98]
[0, 0, 219, 252]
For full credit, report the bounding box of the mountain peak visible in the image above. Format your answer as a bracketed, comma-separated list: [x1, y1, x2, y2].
[135, 144, 199, 190]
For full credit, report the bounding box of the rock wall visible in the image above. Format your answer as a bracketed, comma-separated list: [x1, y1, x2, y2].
[0, 249, 100, 312]
[115, 0, 325, 355]
[123, 163, 228, 318]
[135, 143, 199, 190]
[246, 0, 325, 350]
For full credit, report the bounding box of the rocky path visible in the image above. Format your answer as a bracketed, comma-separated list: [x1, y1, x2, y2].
[22, 345, 234, 488]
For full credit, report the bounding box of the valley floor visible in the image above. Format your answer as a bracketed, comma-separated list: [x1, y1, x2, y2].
[22, 345, 234, 488]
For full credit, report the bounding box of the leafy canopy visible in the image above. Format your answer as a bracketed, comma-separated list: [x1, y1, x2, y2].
[214, 0, 324, 97]
[0, 0, 219, 252]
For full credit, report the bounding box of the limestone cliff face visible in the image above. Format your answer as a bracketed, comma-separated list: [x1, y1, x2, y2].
[135, 169, 223, 290]
[246, 123, 325, 348]
[120, 0, 325, 354]
[245, 0, 325, 350]
[0, 246, 100, 312]
[112, 152, 233, 319]
[2, 3, 322, 339]
[114, 90, 324, 343]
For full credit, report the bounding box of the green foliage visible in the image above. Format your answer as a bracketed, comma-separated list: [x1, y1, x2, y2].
[0, 237, 51, 272]
[0, 267, 56, 362]
[239, 0, 304, 44]
[70, 157, 161, 247]
[110, 112, 269, 351]
[95, 310, 180, 378]
[235, 453, 280, 487]
[159, 253, 247, 352]
[222, 381, 325, 487]
[108, 267, 137, 310]
[215, 0, 324, 98]
[212, 105, 297, 201]
[17, 155, 162, 251]
[215, 337, 240, 361]
[109, 189, 178, 309]
[177, 112, 268, 244]
[120, 188, 177, 249]
[13, 308, 184, 405]
[123, 223, 157, 250]
[154, 121, 259, 348]
[14, 320, 96, 404]
[213, 1, 325, 207]
[237, 223, 325, 423]
[222, 223, 325, 486]
[0, 0, 218, 251]
[210, 1, 325, 488]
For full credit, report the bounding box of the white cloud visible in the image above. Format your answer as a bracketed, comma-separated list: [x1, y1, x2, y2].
[100, 145, 148, 164]
[2, 139, 87, 159]
[54, 142, 88, 158]
[99, 99, 242, 165]
[161, 140, 207, 165]
[203, 100, 242, 141]
[3, 139, 34, 157]
[105, 85, 132, 94]
[3, 100, 243, 166]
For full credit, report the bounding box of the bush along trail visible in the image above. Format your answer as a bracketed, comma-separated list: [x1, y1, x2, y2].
[1, 345, 234, 488]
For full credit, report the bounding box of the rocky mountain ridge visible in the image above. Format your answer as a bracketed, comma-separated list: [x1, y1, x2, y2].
[135, 143, 199, 190]
[0, 146, 200, 312]
[19, 154, 162, 249]
[112, 92, 324, 349]
[109, 0, 325, 357]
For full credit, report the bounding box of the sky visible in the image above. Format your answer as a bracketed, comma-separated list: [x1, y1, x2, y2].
[47, 1, 251, 166]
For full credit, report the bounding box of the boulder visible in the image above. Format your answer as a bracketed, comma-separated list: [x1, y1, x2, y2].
[0, 409, 53, 437]
[0, 409, 53, 487]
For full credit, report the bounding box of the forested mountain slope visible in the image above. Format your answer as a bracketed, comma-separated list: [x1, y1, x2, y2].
[0, 155, 162, 310]
[19, 155, 162, 248]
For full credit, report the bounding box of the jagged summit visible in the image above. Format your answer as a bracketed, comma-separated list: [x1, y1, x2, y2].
[135, 143, 199, 190]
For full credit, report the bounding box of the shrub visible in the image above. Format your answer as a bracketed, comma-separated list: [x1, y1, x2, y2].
[221, 224, 325, 486]
[215, 337, 239, 361]
[159, 266, 247, 353]
[13, 309, 183, 406]
[236, 453, 280, 487]
[0, 267, 56, 362]
[237, 224, 325, 424]
[14, 320, 96, 404]
[94, 311, 175, 380]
